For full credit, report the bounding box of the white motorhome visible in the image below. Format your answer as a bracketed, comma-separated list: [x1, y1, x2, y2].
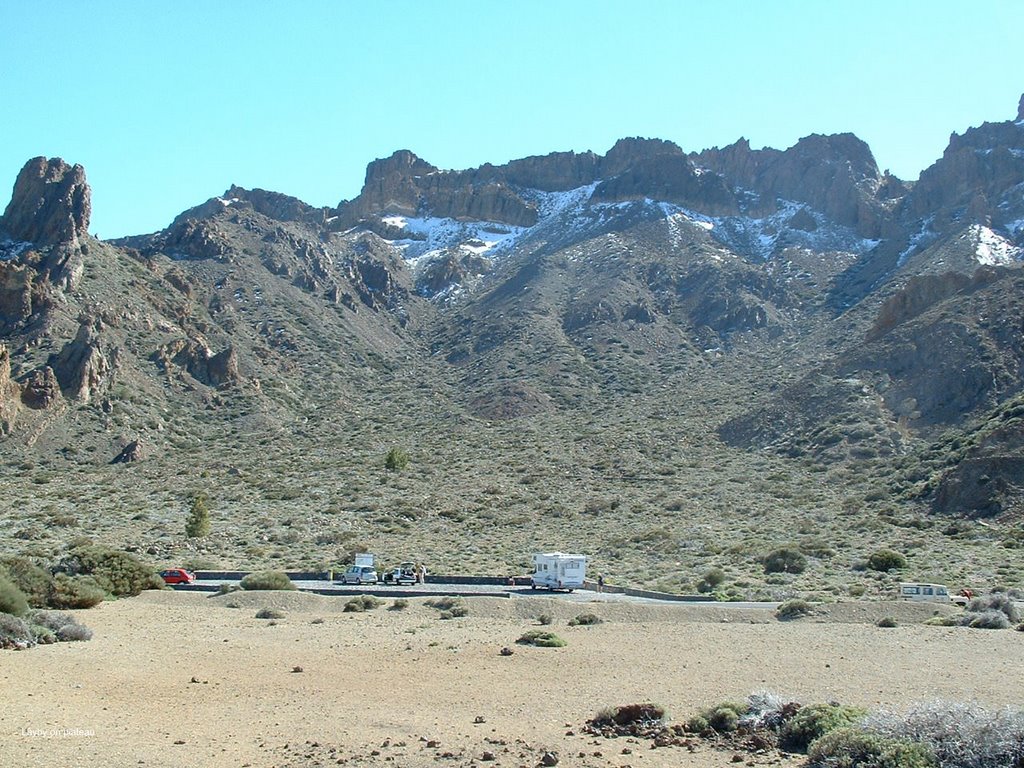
[531, 552, 587, 591]
[899, 582, 969, 606]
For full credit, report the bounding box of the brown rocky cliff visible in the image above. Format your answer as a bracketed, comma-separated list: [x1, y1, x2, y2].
[1, 157, 90, 247]
[48, 318, 113, 402]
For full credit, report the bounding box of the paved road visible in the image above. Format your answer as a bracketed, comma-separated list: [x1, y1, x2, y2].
[183, 579, 777, 609]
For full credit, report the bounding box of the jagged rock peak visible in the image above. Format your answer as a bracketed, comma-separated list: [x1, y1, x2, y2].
[601, 137, 684, 176]
[1018, 92, 1024, 122]
[364, 150, 439, 185]
[1, 157, 91, 246]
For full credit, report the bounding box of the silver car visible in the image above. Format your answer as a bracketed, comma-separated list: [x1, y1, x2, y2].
[341, 565, 378, 585]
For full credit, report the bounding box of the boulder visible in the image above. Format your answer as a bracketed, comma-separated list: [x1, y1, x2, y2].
[0, 261, 34, 331]
[111, 439, 144, 464]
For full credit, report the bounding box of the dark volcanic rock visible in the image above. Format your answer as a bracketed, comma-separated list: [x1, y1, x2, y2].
[0, 262, 35, 331]
[1, 157, 90, 247]
[20, 366, 61, 410]
[0, 344, 19, 433]
[111, 439, 144, 464]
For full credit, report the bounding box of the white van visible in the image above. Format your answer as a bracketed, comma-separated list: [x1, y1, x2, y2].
[899, 582, 968, 606]
[531, 552, 587, 591]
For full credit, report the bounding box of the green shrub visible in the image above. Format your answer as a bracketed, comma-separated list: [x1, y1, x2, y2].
[537, 612, 553, 625]
[0, 556, 54, 607]
[776, 599, 813, 620]
[780, 703, 867, 752]
[707, 705, 741, 733]
[29, 624, 57, 645]
[0, 612, 34, 648]
[48, 574, 106, 609]
[240, 571, 296, 591]
[764, 548, 807, 574]
[0, 574, 29, 616]
[877, 616, 898, 628]
[516, 630, 566, 647]
[697, 567, 726, 593]
[55, 544, 163, 597]
[389, 598, 409, 611]
[343, 595, 383, 612]
[568, 612, 603, 626]
[384, 447, 409, 471]
[255, 608, 286, 619]
[216, 583, 240, 595]
[808, 727, 936, 767]
[185, 493, 212, 538]
[867, 550, 906, 572]
[686, 714, 710, 733]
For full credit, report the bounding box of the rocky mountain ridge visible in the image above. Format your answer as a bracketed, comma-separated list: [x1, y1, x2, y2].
[1, 95, 1024, 589]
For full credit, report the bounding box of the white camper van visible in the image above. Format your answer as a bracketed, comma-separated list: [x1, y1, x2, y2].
[531, 552, 587, 591]
[899, 582, 969, 606]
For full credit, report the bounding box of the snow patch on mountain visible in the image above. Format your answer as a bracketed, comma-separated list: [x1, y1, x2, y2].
[898, 218, 938, 267]
[0, 236, 33, 261]
[970, 224, 1022, 265]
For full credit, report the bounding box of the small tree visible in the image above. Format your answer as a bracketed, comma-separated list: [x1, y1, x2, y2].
[763, 547, 807, 574]
[384, 447, 409, 471]
[185, 493, 211, 538]
[867, 549, 906, 572]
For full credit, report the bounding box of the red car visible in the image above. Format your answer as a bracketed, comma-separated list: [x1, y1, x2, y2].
[160, 568, 196, 585]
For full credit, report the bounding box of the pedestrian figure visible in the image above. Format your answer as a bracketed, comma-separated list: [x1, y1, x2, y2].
[597, 574, 605, 593]
[419, 563, 427, 584]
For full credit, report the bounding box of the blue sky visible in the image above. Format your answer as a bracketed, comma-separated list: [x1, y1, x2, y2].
[2, 1, 1022, 238]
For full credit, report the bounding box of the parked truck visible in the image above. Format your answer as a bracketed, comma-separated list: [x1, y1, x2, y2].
[531, 552, 587, 591]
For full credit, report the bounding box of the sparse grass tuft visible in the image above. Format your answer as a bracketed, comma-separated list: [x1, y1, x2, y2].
[568, 612, 603, 626]
[516, 630, 566, 647]
[343, 595, 383, 613]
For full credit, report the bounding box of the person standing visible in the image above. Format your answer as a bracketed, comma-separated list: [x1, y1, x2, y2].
[419, 563, 428, 584]
[597, 574, 605, 593]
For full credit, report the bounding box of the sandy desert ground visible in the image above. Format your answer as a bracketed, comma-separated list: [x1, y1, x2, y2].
[1, 590, 1022, 768]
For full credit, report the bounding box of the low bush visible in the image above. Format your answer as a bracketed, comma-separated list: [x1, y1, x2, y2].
[863, 700, 1024, 768]
[590, 703, 666, 729]
[0, 612, 34, 649]
[426, 596, 468, 618]
[29, 610, 78, 634]
[255, 608, 286, 620]
[763, 548, 807, 575]
[568, 612, 603, 626]
[29, 624, 57, 645]
[55, 544, 163, 597]
[808, 727, 936, 767]
[780, 703, 867, 752]
[877, 616, 898, 628]
[239, 571, 296, 591]
[0, 574, 29, 616]
[215, 583, 240, 595]
[389, 599, 409, 611]
[537, 612, 553, 625]
[517, 630, 567, 647]
[343, 595, 383, 613]
[48, 573, 105, 609]
[55, 623, 93, 642]
[966, 610, 1011, 630]
[867, 549, 906, 572]
[776, 599, 813, 620]
[966, 593, 1019, 624]
[0, 556, 53, 607]
[707, 704, 742, 733]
